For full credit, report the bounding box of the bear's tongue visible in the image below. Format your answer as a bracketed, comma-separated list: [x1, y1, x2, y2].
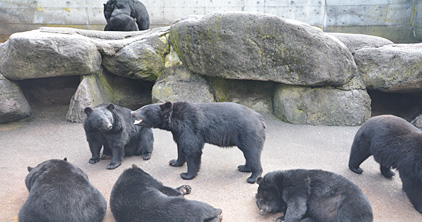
[134, 119, 143, 125]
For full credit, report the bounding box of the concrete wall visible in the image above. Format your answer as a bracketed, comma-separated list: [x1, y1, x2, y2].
[0, 0, 420, 42]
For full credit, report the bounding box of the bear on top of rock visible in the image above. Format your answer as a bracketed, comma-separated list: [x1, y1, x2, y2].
[103, 0, 149, 31]
[110, 164, 223, 222]
[18, 158, 107, 222]
[256, 169, 373, 222]
[83, 104, 153, 169]
[131, 101, 266, 183]
[349, 114, 422, 213]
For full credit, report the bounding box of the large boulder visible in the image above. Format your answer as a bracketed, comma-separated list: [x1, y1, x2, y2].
[101, 28, 169, 81]
[0, 29, 101, 80]
[0, 73, 31, 123]
[152, 66, 215, 103]
[327, 33, 393, 54]
[273, 81, 371, 126]
[67, 69, 152, 122]
[354, 43, 422, 93]
[170, 12, 357, 87]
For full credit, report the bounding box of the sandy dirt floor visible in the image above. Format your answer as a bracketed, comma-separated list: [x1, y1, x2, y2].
[1, 105, 421, 222]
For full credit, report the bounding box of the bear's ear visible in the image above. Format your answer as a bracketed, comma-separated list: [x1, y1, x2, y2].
[107, 104, 115, 111]
[256, 176, 263, 185]
[84, 107, 93, 116]
[63, 157, 67, 162]
[160, 101, 173, 111]
[27, 166, 33, 172]
[132, 164, 139, 169]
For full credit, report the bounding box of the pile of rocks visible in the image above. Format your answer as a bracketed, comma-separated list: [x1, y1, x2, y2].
[1, 12, 421, 126]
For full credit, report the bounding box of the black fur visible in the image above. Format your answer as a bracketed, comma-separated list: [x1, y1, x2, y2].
[105, 14, 139, 31]
[83, 104, 153, 169]
[103, 0, 149, 31]
[131, 101, 266, 183]
[256, 169, 373, 222]
[349, 114, 422, 213]
[110, 164, 223, 222]
[18, 158, 107, 222]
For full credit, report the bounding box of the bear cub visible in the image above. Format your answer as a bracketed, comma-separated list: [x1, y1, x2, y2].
[110, 164, 223, 222]
[131, 101, 266, 183]
[256, 169, 373, 222]
[84, 104, 153, 169]
[349, 114, 422, 213]
[18, 158, 107, 222]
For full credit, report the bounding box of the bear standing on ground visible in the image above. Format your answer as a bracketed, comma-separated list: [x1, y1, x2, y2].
[349, 114, 422, 213]
[256, 169, 373, 222]
[131, 101, 266, 183]
[103, 0, 149, 31]
[83, 104, 153, 169]
[18, 158, 107, 222]
[110, 164, 223, 222]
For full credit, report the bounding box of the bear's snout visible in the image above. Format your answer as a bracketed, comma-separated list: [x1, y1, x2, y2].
[259, 207, 269, 216]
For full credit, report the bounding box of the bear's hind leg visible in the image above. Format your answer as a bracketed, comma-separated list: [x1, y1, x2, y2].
[237, 144, 263, 183]
[380, 165, 395, 178]
[348, 141, 371, 174]
[107, 147, 124, 170]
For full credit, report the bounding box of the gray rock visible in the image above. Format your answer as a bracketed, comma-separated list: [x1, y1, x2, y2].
[102, 30, 169, 81]
[67, 69, 152, 122]
[273, 85, 371, 126]
[0, 73, 31, 123]
[0, 29, 101, 80]
[152, 66, 215, 103]
[209, 77, 275, 113]
[354, 43, 422, 93]
[411, 114, 422, 128]
[328, 33, 393, 54]
[170, 12, 357, 86]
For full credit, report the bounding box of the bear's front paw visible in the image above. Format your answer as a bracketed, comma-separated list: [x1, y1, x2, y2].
[238, 164, 252, 172]
[106, 162, 121, 170]
[177, 185, 192, 195]
[169, 159, 185, 167]
[89, 157, 100, 164]
[348, 165, 363, 174]
[180, 173, 195, 180]
[142, 153, 151, 160]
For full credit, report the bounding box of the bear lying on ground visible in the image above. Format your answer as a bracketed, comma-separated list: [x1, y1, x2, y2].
[110, 164, 223, 222]
[256, 169, 373, 222]
[349, 114, 422, 213]
[131, 101, 266, 183]
[83, 104, 153, 169]
[18, 158, 107, 222]
[103, 0, 149, 31]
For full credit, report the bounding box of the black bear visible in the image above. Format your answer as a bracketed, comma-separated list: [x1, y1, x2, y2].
[83, 103, 154, 169]
[105, 14, 139, 31]
[103, 0, 149, 31]
[256, 169, 373, 222]
[110, 164, 223, 222]
[349, 114, 422, 213]
[18, 158, 107, 222]
[131, 101, 266, 183]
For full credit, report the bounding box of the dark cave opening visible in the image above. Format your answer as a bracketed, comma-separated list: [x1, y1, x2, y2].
[368, 90, 422, 121]
[18, 76, 81, 107]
